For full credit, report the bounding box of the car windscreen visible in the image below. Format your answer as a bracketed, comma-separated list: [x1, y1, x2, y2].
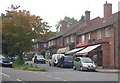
[2, 57, 10, 61]
[64, 56, 73, 61]
[81, 58, 93, 63]
[37, 56, 44, 58]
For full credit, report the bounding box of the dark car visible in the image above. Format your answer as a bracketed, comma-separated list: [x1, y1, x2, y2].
[0, 54, 13, 68]
[57, 55, 74, 68]
[33, 55, 46, 64]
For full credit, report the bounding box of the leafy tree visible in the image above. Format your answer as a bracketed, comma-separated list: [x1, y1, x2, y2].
[39, 49, 46, 58]
[64, 16, 78, 27]
[2, 5, 51, 65]
[55, 16, 78, 32]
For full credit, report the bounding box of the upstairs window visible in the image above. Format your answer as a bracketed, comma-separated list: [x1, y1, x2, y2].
[97, 29, 102, 40]
[81, 35, 85, 43]
[44, 43, 47, 47]
[66, 37, 69, 44]
[105, 27, 110, 38]
[70, 35, 74, 42]
[87, 33, 91, 41]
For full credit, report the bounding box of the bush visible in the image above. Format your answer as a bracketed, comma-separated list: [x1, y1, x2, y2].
[12, 63, 47, 72]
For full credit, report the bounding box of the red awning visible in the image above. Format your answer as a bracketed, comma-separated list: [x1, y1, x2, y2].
[75, 44, 101, 55]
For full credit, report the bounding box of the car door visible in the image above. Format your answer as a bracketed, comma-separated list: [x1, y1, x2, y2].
[74, 57, 80, 70]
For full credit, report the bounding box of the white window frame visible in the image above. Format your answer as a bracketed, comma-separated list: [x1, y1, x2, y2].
[105, 27, 110, 38]
[97, 29, 102, 40]
[81, 35, 85, 43]
[87, 33, 91, 41]
[66, 37, 69, 44]
[36, 44, 39, 48]
[70, 35, 74, 42]
[51, 40, 54, 46]
[44, 43, 47, 47]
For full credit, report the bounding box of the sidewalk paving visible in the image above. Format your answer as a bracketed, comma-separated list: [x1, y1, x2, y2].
[96, 67, 119, 73]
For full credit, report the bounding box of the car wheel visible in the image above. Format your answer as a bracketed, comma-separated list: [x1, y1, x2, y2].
[10, 65, 12, 68]
[61, 64, 64, 68]
[49, 63, 51, 66]
[73, 66, 76, 70]
[80, 66, 83, 71]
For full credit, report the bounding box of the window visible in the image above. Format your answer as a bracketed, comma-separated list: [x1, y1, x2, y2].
[66, 37, 69, 44]
[48, 41, 50, 47]
[44, 43, 47, 47]
[105, 27, 110, 38]
[36, 44, 39, 48]
[70, 35, 74, 42]
[97, 29, 102, 39]
[87, 33, 91, 41]
[81, 35, 85, 43]
[51, 40, 54, 46]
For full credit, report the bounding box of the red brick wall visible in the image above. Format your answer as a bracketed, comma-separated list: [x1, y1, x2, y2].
[83, 26, 115, 68]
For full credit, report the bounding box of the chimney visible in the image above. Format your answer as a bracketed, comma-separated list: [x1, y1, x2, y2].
[60, 20, 68, 32]
[104, 1, 112, 20]
[85, 10, 90, 24]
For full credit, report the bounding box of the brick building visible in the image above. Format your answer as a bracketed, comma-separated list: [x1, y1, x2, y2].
[47, 2, 119, 68]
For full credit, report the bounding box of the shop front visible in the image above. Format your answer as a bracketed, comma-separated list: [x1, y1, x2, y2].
[75, 44, 102, 67]
[57, 47, 70, 54]
[75, 41, 114, 68]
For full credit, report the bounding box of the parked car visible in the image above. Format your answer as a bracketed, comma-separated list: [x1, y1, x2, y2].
[48, 54, 73, 68]
[57, 55, 74, 68]
[0, 54, 13, 68]
[32, 55, 46, 64]
[48, 54, 64, 66]
[73, 57, 96, 71]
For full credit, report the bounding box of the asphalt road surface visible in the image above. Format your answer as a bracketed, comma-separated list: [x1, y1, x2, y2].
[1, 61, 118, 82]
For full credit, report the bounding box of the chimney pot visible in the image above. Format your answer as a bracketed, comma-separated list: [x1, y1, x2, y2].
[85, 10, 90, 24]
[104, 2, 112, 20]
[60, 20, 68, 32]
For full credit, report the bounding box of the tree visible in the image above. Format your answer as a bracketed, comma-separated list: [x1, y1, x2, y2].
[64, 16, 78, 27]
[55, 16, 78, 32]
[2, 5, 51, 65]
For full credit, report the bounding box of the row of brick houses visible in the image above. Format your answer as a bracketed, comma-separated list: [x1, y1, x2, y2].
[46, 2, 119, 69]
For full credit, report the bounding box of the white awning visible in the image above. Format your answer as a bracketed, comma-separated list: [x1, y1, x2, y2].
[76, 44, 101, 55]
[57, 47, 70, 54]
[65, 47, 84, 54]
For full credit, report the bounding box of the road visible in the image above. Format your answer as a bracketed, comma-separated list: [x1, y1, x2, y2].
[1, 61, 118, 82]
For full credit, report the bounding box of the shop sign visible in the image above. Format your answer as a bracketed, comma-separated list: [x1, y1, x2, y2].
[76, 42, 88, 47]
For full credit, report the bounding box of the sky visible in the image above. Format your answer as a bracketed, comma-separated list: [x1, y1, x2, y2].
[0, 0, 119, 32]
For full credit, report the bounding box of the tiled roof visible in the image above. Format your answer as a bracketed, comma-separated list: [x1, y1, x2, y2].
[48, 12, 119, 41]
[63, 17, 101, 37]
[76, 12, 118, 35]
[56, 21, 84, 37]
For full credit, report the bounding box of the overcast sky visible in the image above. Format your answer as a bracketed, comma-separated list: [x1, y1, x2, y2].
[0, 0, 119, 32]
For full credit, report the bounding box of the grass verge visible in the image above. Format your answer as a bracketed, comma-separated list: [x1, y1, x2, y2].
[12, 63, 47, 72]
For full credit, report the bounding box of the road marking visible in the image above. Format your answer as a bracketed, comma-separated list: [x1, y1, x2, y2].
[63, 80, 68, 81]
[16, 79, 22, 81]
[1, 73, 10, 77]
[54, 77, 61, 80]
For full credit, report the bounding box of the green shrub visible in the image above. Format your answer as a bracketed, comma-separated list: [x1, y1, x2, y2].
[12, 63, 47, 72]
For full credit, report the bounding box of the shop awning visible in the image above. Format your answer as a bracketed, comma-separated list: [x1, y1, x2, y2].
[75, 44, 101, 55]
[57, 47, 70, 54]
[65, 47, 84, 54]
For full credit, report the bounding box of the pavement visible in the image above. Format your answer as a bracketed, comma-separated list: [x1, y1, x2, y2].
[96, 67, 119, 73]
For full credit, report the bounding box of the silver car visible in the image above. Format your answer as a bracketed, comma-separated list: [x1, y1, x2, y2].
[73, 57, 96, 71]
